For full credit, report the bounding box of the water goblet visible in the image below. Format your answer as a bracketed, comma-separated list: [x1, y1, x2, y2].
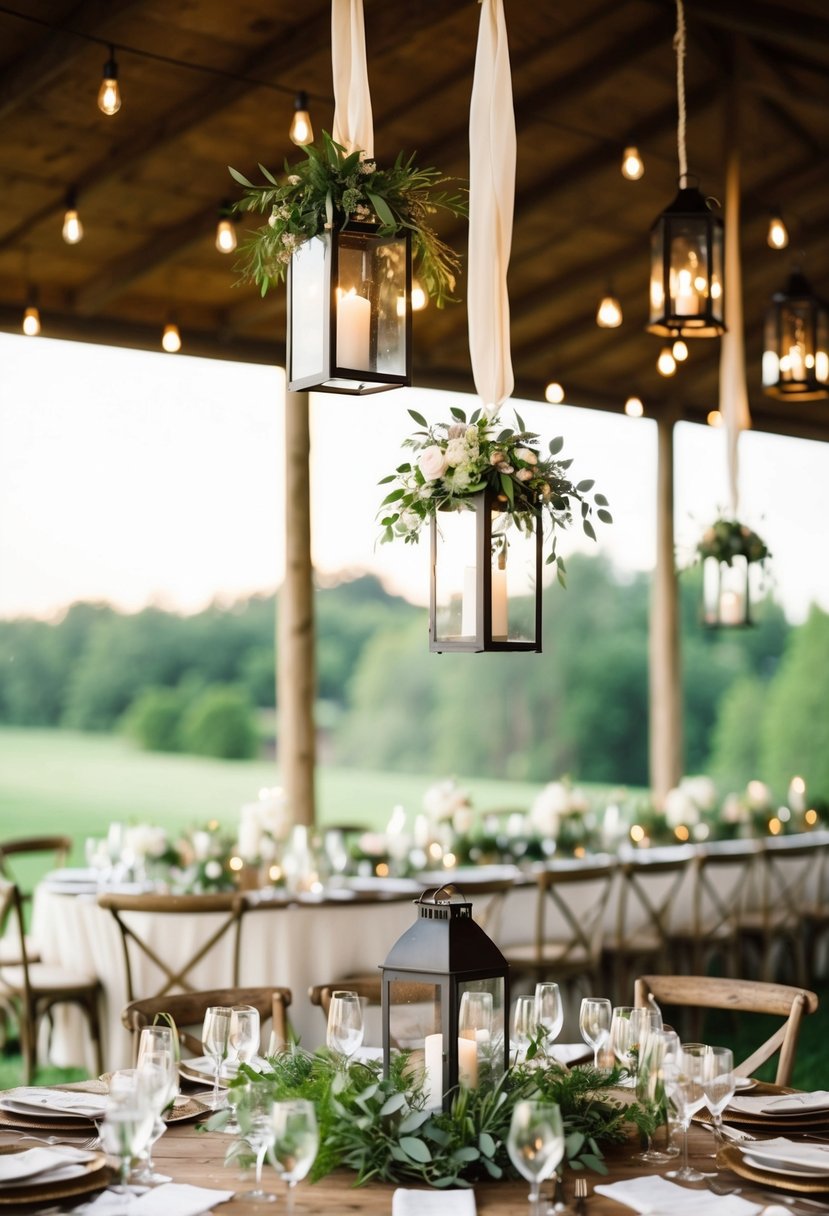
[534, 983, 563, 1059]
[223, 1006, 261, 1134]
[133, 1051, 177, 1184]
[699, 1045, 735, 1154]
[237, 1082, 278, 1203]
[326, 990, 364, 1064]
[634, 1028, 679, 1163]
[664, 1045, 708, 1181]
[271, 1098, 319, 1213]
[99, 1082, 155, 1193]
[579, 997, 611, 1069]
[202, 1005, 232, 1110]
[609, 1006, 650, 1086]
[512, 995, 537, 1060]
[506, 1099, 565, 1216]
[458, 990, 494, 1084]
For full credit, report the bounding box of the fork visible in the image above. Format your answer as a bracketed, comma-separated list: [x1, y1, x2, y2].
[574, 1176, 588, 1214]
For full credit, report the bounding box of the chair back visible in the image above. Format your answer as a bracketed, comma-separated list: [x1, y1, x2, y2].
[122, 985, 292, 1059]
[687, 839, 762, 938]
[756, 836, 822, 932]
[614, 848, 695, 946]
[309, 976, 382, 1022]
[0, 879, 32, 995]
[634, 973, 818, 1086]
[0, 836, 72, 902]
[534, 860, 616, 970]
[98, 891, 247, 1003]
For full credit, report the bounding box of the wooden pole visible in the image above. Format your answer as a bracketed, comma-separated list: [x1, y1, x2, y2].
[278, 386, 316, 827]
[649, 411, 683, 804]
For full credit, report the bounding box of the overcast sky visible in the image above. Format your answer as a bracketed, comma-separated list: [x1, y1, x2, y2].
[1, 331, 827, 623]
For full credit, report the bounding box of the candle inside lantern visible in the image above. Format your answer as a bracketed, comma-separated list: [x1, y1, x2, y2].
[460, 566, 509, 638]
[337, 288, 372, 369]
[458, 1035, 478, 1088]
[719, 589, 743, 626]
[674, 267, 699, 315]
[424, 1033, 444, 1109]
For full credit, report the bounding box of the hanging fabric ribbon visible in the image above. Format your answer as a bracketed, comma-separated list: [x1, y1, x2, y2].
[468, 0, 516, 417]
[331, 0, 374, 158]
[719, 130, 751, 515]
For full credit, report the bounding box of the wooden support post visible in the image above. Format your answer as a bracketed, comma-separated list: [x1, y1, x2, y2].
[649, 411, 683, 804]
[278, 387, 316, 827]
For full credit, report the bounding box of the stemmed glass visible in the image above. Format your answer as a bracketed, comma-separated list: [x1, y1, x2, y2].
[512, 995, 537, 1061]
[224, 1006, 261, 1134]
[99, 1078, 155, 1193]
[664, 1045, 709, 1181]
[133, 1029, 178, 1183]
[326, 991, 364, 1064]
[534, 983, 563, 1059]
[634, 1028, 679, 1163]
[271, 1098, 319, 1213]
[609, 1007, 651, 1086]
[579, 998, 612, 1069]
[700, 1045, 735, 1155]
[506, 1099, 565, 1216]
[237, 1082, 278, 1203]
[202, 1005, 232, 1110]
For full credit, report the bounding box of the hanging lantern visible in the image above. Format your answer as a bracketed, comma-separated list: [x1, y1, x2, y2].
[287, 222, 412, 394]
[762, 271, 829, 401]
[429, 486, 542, 653]
[647, 183, 725, 339]
[702, 555, 751, 628]
[381, 886, 509, 1113]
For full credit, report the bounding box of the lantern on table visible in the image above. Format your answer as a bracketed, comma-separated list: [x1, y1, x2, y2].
[429, 487, 542, 653]
[762, 271, 829, 401]
[287, 222, 412, 394]
[380, 886, 509, 1112]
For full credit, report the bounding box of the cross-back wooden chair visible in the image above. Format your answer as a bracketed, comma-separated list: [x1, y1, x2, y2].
[309, 976, 382, 1023]
[98, 891, 248, 1003]
[667, 840, 762, 977]
[122, 985, 293, 1059]
[0, 878, 102, 1081]
[739, 835, 821, 985]
[0, 835, 73, 964]
[802, 831, 829, 980]
[501, 860, 616, 995]
[634, 973, 818, 1086]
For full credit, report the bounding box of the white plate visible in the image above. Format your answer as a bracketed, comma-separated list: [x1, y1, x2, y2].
[734, 1077, 756, 1091]
[0, 1089, 107, 1120]
[740, 1137, 829, 1172]
[742, 1152, 829, 1180]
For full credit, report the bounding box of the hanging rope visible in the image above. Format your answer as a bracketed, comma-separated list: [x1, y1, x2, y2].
[674, 0, 688, 186]
[468, 0, 516, 417]
[331, 0, 374, 158]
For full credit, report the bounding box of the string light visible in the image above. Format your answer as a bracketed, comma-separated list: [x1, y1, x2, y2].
[624, 396, 644, 417]
[621, 145, 644, 180]
[596, 292, 623, 328]
[98, 45, 121, 115]
[707, 409, 723, 426]
[215, 204, 237, 254]
[289, 91, 314, 146]
[544, 381, 565, 404]
[162, 322, 182, 353]
[657, 346, 676, 376]
[767, 210, 789, 250]
[61, 188, 83, 244]
[672, 338, 689, 361]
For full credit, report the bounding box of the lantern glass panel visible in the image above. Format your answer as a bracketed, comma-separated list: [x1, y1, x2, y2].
[457, 976, 505, 1085]
[335, 230, 408, 377]
[817, 312, 828, 385]
[290, 236, 327, 383]
[495, 512, 538, 642]
[703, 556, 750, 627]
[669, 221, 708, 320]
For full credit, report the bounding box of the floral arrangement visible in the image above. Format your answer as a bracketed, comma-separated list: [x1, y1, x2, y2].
[229, 132, 467, 305]
[696, 518, 769, 566]
[378, 408, 611, 572]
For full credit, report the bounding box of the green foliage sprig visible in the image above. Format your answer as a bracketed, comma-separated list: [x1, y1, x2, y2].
[378, 408, 611, 576]
[229, 132, 467, 304]
[208, 1047, 642, 1189]
[696, 518, 769, 566]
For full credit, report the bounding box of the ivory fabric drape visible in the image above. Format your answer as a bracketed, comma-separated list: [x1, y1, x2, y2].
[468, 0, 516, 416]
[331, 0, 374, 157]
[719, 148, 752, 513]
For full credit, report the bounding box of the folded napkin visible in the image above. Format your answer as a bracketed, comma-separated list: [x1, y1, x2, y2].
[594, 1176, 762, 1215]
[0, 1087, 108, 1118]
[0, 1145, 93, 1184]
[728, 1090, 829, 1118]
[392, 1188, 476, 1215]
[550, 1042, 592, 1067]
[78, 1182, 234, 1215]
[741, 1136, 829, 1171]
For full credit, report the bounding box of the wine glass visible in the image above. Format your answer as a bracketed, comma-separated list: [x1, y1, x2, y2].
[609, 1006, 650, 1086]
[579, 997, 611, 1069]
[634, 1028, 679, 1163]
[326, 991, 364, 1063]
[664, 1045, 708, 1181]
[512, 995, 537, 1060]
[699, 1045, 735, 1154]
[224, 1006, 261, 1134]
[99, 1082, 155, 1193]
[271, 1098, 319, 1213]
[202, 1005, 232, 1110]
[237, 1082, 278, 1203]
[133, 1050, 177, 1184]
[534, 982, 563, 1058]
[506, 1099, 565, 1216]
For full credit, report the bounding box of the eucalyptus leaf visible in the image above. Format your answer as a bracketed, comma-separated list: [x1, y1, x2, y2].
[583, 519, 597, 541]
[549, 436, 564, 455]
[399, 1136, 432, 1164]
[408, 408, 428, 427]
[367, 191, 396, 228]
[380, 1092, 407, 1117]
[399, 1108, 430, 1133]
[228, 166, 256, 188]
[450, 406, 467, 421]
[594, 493, 609, 506]
[576, 479, 595, 492]
[598, 509, 613, 524]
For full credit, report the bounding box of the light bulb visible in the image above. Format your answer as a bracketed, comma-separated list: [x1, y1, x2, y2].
[672, 338, 688, 361]
[162, 322, 181, 353]
[62, 191, 83, 244]
[596, 293, 623, 328]
[621, 145, 644, 180]
[624, 396, 644, 417]
[657, 347, 676, 376]
[289, 91, 313, 146]
[767, 213, 789, 250]
[411, 279, 427, 311]
[707, 409, 723, 427]
[98, 49, 121, 115]
[22, 305, 41, 337]
[215, 217, 237, 254]
[544, 381, 565, 404]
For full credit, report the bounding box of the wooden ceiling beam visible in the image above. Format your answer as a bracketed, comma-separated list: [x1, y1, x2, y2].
[646, 0, 829, 62]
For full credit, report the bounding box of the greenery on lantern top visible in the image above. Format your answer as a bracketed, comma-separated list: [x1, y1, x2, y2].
[208, 1045, 644, 1189]
[377, 407, 611, 580]
[229, 131, 467, 305]
[696, 518, 770, 566]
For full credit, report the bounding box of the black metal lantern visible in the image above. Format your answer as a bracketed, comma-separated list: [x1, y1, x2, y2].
[287, 222, 412, 394]
[381, 887, 509, 1112]
[646, 183, 725, 339]
[429, 486, 543, 653]
[763, 271, 829, 401]
[702, 555, 752, 628]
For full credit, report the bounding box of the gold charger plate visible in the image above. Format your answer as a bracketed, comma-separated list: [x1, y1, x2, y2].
[0, 1108, 92, 1132]
[0, 1144, 113, 1207]
[718, 1142, 829, 1195]
[696, 1082, 829, 1132]
[166, 1096, 209, 1123]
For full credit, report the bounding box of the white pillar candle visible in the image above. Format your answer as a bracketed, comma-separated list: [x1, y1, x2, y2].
[424, 1033, 444, 1109]
[719, 589, 743, 625]
[458, 1035, 478, 1088]
[492, 567, 508, 639]
[674, 268, 699, 315]
[337, 289, 371, 369]
[461, 566, 477, 636]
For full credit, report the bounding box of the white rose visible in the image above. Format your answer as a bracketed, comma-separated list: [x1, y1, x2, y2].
[423, 778, 470, 821]
[680, 775, 717, 812]
[516, 468, 533, 482]
[418, 445, 449, 481]
[514, 447, 538, 465]
[529, 782, 571, 837]
[664, 787, 699, 827]
[445, 437, 468, 467]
